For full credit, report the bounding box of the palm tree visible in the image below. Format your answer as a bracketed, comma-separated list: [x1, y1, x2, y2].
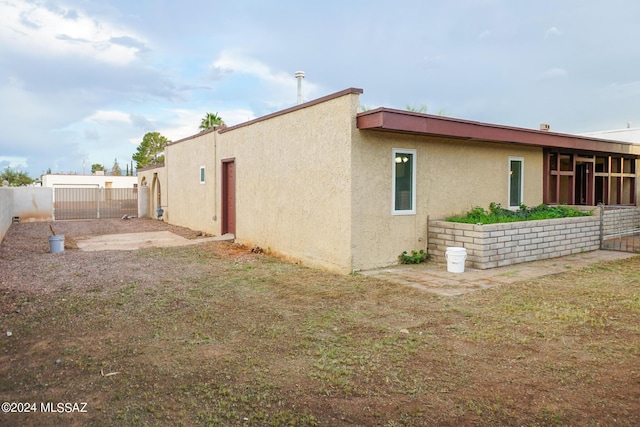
[199, 112, 225, 131]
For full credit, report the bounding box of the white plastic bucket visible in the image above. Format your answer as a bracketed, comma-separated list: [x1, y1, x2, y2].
[49, 235, 65, 254]
[445, 247, 467, 273]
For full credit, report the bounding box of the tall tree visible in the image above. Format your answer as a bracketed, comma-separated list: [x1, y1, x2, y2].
[91, 163, 105, 174]
[199, 112, 225, 131]
[132, 132, 170, 169]
[1, 167, 34, 186]
[111, 158, 122, 176]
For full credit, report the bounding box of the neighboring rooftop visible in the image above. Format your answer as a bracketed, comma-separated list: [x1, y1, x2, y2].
[579, 126, 640, 144]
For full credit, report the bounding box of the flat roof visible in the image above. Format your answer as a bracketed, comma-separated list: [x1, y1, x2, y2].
[357, 108, 640, 157]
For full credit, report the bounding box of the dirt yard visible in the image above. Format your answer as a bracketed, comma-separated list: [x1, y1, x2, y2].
[1, 219, 639, 426]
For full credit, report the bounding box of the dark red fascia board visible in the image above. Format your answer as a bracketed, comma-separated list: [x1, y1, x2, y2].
[357, 108, 639, 157]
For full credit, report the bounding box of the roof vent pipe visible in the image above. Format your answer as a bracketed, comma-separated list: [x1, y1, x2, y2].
[295, 71, 305, 105]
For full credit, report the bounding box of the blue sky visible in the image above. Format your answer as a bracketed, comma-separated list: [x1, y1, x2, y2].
[2, 0, 640, 178]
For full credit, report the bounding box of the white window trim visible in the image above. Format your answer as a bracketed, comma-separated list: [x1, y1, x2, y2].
[200, 166, 206, 184]
[508, 157, 524, 210]
[392, 148, 417, 215]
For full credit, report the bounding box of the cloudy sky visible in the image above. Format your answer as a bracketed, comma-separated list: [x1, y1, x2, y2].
[2, 0, 640, 178]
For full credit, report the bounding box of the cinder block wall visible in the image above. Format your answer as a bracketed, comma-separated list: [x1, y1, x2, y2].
[428, 216, 601, 269]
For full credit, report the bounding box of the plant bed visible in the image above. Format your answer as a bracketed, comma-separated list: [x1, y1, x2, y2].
[429, 206, 600, 269]
[446, 202, 591, 224]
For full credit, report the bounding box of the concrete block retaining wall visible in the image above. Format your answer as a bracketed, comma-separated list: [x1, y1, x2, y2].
[428, 215, 601, 269]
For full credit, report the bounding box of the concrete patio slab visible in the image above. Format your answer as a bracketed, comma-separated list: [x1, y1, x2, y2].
[76, 231, 234, 251]
[361, 250, 638, 296]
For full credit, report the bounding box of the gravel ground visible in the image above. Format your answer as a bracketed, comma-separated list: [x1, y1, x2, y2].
[0, 218, 208, 296]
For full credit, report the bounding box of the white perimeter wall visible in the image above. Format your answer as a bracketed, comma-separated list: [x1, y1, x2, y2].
[0, 187, 53, 244]
[0, 188, 12, 243]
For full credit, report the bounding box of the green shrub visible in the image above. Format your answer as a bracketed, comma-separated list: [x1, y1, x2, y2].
[445, 202, 591, 225]
[398, 250, 430, 264]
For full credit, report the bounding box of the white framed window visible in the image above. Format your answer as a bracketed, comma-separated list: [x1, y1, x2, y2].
[200, 166, 206, 184]
[392, 148, 416, 215]
[509, 157, 524, 209]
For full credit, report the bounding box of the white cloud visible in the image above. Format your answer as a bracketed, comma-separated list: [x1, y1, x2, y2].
[155, 107, 257, 143]
[84, 110, 132, 124]
[211, 49, 320, 104]
[0, 0, 147, 66]
[0, 156, 29, 169]
[212, 49, 293, 90]
[218, 109, 256, 126]
[545, 26, 563, 39]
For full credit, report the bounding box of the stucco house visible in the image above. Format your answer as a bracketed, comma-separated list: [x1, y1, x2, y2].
[138, 88, 640, 273]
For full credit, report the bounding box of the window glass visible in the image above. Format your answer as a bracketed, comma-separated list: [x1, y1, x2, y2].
[559, 154, 572, 171]
[392, 149, 416, 214]
[611, 158, 621, 173]
[509, 158, 523, 208]
[200, 166, 205, 184]
[559, 176, 571, 204]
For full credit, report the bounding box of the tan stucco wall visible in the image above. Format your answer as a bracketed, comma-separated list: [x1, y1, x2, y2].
[137, 165, 167, 220]
[149, 92, 359, 272]
[216, 94, 359, 272]
[164, 132, 218, 234]
[350, 131, 543, 271]
[140, 89, 557, 274]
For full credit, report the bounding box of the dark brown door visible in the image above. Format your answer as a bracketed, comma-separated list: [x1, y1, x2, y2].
[575, 161, 594, 205]
[222, 159, 236, 235]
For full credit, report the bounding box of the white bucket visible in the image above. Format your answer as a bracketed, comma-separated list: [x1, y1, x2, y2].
[49, 235, 65, 254]
[445, 247, 467, 273]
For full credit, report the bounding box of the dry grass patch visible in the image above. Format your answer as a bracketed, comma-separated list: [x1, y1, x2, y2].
[1, 220, 639, 425]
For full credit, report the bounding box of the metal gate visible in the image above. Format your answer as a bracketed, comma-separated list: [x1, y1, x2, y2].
[600, 205, 640, 252]
[53, 188, 138, 220]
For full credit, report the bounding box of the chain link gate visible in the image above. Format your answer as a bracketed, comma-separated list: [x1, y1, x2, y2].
[600, 205, 640, 253]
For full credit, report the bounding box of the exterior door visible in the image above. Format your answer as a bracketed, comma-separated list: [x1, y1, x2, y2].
[575, 161, 594, 205]
[222, 159, 236, 235]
